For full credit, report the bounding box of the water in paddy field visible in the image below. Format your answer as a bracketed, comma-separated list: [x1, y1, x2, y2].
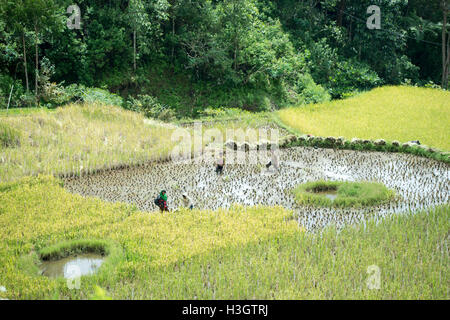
[63, 147, 450, 231]
[40, 254, 104, 279]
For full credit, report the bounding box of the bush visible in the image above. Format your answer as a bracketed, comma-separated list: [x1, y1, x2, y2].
[78, 86, 123, 106]
[41, 84, 124, 108]
[328, 60, 381, 98]
[294, 74, 331, 104]
[0, 74, 26, 109]
[199, 107, 252, 118]
[125, 94, 176, 121]
[40, 82, 73, 108]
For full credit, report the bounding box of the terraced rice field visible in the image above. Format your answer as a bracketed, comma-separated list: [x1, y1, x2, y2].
[64, 146, 449, 231]
[278, 86, 450, 151]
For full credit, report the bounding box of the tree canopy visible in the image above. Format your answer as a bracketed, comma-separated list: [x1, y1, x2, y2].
[0, 0, 448, 115]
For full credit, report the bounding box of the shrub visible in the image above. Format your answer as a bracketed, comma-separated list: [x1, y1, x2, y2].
[0, 74, 26, 109]
[79, 86, 123, 106]
[18, 92, 37, 108]
[328, 60, 381, 98]
[294, 73, 331, 104]
[199, 107, 251, 118]
[125, 94, 175, 121]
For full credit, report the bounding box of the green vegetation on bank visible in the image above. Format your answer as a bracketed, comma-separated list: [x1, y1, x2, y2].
[278, 86, 450, 151]
[0, 176, 447, 299]
[292, 180, 396, 208]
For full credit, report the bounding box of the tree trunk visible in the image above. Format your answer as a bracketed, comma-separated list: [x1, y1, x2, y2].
[34, 23, 39, 104]
[337, 0, 346, 27]
[22, 32, 29, 92]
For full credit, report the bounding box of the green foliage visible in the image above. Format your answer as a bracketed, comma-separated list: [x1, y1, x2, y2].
[41, 84, 123, 108]
[0, 0, 447, 115]
[294, 74, 331, 104]
[125, 94, 175, 121]
[78, 87, 123, 107]
[292, 180, 395, 208]
[0, 74, 25, 109]
[198, 107, 252, 118]
[328, 60, 381, 98]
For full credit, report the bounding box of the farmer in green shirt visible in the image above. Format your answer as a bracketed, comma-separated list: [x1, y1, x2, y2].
[155, 190, 169, 212]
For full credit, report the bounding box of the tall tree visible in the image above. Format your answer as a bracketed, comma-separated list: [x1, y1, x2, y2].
[24, 0, 59, 103]
[1, 1, 30, 92]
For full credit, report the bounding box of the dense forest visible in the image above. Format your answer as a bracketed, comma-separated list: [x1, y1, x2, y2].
[0, 0, 449, 117]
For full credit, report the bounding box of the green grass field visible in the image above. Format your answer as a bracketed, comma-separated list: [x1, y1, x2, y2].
[0, 176, 447, 299]
[278, 86, 450, 151]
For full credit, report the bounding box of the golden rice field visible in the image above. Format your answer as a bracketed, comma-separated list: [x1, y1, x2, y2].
[0, 103, 178, 183]
[0, 95, 448, 300]
[0, 176, 300, 299]
[0, 104, 283, 183]
[0, 176, 447, 299]
[278, 86, 450, 151]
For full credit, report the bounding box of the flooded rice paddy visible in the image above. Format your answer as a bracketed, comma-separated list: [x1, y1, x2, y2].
[64, 147, 449, 231]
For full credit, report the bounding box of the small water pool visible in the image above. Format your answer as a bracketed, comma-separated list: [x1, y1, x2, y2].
[40, 253, 104, 279]
[313, 190, 338, 201]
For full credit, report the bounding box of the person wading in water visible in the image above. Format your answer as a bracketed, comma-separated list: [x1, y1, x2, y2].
[216, 151, 224, 175]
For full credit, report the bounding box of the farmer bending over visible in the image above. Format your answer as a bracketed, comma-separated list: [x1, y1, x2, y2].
[216, 151, 224, 175]
[182, 193, 194, 210]
[155, 190, 169, 212]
